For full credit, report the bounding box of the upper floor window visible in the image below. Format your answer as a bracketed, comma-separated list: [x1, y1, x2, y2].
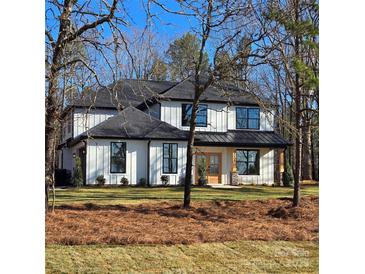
[236, 107, 260, 129]
[182, 104, 207, 127]
[236, 150, 260, 175]
[110, 142, 126, 173]
[163, 143, 178, 174]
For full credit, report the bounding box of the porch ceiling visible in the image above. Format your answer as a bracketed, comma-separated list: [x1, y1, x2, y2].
[194, 130, 292, 148]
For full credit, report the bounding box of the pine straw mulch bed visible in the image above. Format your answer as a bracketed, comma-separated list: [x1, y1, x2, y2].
[46, 196, 318, 245]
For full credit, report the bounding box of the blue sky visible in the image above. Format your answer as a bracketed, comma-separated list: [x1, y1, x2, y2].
[124, 1, 194, 39]
[46, 0, 198, 55]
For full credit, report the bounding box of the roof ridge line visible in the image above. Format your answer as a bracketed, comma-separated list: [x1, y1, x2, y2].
[158, 76, 193, 98]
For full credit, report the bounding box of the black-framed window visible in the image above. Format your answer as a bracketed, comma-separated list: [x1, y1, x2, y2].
[182, 104, 208, 127]
[163, 143, 178, 174]
[110, 142, 126, 173]
[236, 150, 260, 175]
[236, 107, 260, 129]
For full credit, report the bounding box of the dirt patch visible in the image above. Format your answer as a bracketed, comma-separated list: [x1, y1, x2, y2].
[46, 196, 318, 245]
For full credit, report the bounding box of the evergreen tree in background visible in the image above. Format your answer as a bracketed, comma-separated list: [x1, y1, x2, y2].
[166, 32, 209, 80]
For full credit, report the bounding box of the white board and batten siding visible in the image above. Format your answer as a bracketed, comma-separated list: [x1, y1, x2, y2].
[86, 139, 188, 186]
[227, 105, 274, 131]
[160, 101, 228, 132]
[73, 108, 118, 137]
[149, 141, 187, 186]
[161, 101, 274, 132]
[86, 139, 148, 185]
[236, 148, 274, 185]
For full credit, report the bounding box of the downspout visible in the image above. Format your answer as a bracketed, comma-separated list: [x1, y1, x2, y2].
[147, 140, 151, 187]
[82, 140, 87, 186]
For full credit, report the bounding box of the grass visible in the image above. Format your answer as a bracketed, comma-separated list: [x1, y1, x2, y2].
[53, 185, 319, 205]
[46, 241, 319, 274]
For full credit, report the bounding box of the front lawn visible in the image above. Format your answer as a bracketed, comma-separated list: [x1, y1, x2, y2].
[46, 241, 319, 274]
[47, 185, 319, 273]
[52, 185, 318, 205]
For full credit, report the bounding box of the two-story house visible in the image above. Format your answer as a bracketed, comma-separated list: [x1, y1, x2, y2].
[57, 77, 291, 186]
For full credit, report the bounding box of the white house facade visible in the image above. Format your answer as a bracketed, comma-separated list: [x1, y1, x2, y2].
[57, 78, 290, 186]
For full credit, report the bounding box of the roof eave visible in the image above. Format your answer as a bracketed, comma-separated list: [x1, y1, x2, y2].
[79, 135, 189, 141]
[194, 141, 291, 148]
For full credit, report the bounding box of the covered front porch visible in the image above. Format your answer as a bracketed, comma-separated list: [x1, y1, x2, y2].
[193, 146, 285, 185]
[193, 130, 291, 185]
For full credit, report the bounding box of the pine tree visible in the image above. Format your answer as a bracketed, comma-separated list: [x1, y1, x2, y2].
[73, 156, 83, 188]
[166, 32, 209, 80]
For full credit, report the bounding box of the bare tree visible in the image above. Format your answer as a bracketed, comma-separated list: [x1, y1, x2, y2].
[45, 0, 131, 212]
[150, 0, 269, 208]
[113, 29, 166, 80]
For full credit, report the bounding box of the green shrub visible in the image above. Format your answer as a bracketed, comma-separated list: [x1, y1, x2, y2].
[72, 156, 83, 188]
[95, 175, 106, 186]
[161, 175, 169, 186]
[283, 162, 294, 187]
[120, 177, 129, 186]
[138, 178, 147, 187]
[197, 157, 207, 186]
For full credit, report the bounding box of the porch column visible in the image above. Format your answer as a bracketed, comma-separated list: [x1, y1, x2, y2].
[279, 149, 285, 185]
[230, 149, 239, 185]
[279, 149, 285, 173]
[231, 150, 237, 172]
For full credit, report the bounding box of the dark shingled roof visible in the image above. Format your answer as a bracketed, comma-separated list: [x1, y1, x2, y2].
[79, 107, 189, 140]
[70, 79, 177, 109]
[194, 131, 292, 148]
[69, 77, 262, 110]
[160, 77, 260, 105]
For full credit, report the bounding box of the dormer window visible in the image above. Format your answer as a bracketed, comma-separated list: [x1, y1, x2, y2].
[182, 104, 207, 127]
[236, 107, 260, 129]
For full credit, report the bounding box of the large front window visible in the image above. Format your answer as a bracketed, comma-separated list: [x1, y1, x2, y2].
[163, 143, 178, 174]
[110, 142, 126, 173]
[182, 104, 207, 127]
[236, 107, 260, 129]
[236, 150, 259, 175]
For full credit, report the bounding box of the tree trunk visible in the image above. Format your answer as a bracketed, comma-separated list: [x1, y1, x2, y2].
[293, 110, 302, 207]
[301, 123, 312, 181]
[292, 1, 302, 206]
[311, 128, 319, 181]
[45, 78, 61, 213]
[183, 94, 200, 208]
[292, 72, 302, 206]
[45, 110, 58, 213]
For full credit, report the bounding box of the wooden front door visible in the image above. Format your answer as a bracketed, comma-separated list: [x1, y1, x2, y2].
[195, 153, 222, 184]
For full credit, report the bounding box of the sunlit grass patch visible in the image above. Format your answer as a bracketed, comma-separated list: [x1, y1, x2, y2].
[46, 241, 319, 274]
[53, 185, 319, 206]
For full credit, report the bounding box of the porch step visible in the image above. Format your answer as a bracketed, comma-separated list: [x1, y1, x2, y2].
[208, 184, 242, 189]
